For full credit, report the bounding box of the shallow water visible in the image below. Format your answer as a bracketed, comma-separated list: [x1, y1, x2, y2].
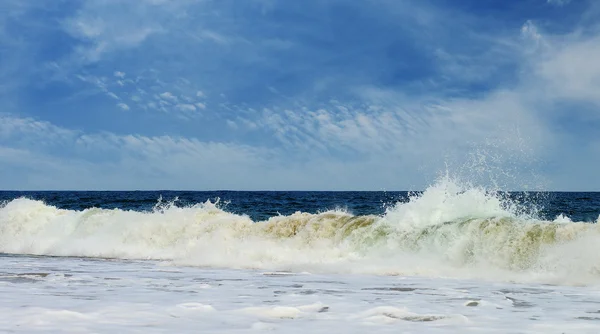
[1, 254, 600, 333]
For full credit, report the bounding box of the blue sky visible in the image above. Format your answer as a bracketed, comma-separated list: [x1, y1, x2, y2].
[1, 0, 599, 190]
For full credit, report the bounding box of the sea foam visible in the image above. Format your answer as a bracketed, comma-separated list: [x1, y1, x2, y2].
[1, 176, 599, 285]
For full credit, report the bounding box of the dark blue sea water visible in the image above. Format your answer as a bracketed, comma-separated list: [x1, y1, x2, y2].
[1, 191, 599, 222]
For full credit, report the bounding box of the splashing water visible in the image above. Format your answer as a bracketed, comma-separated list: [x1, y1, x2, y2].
[1, 175, 599, 285]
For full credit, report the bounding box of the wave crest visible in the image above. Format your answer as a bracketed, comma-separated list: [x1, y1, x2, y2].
[1, 177, 599, 285]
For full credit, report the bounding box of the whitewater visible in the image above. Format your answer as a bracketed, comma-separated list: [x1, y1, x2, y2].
[2, 177, 600, 332]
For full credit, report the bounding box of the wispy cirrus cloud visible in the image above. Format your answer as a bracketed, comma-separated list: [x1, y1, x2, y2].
[547, 0, 572, 6]
[62, 0, 173, 63]
[74, 70, 209, 119]
[0, 113, 278, 190]
[0, 113, 425, 190]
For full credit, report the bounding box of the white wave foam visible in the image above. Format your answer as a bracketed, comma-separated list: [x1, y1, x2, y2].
[1, 177, 599, 285]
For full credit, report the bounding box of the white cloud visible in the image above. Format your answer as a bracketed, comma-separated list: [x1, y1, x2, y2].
[58, 0, 234, 65]
[189, 30, 231, 45]
[62, 1, 168, 63]
[226, 120, 238, 129]
[74, 71, 212, 119]
[547, 0, 571, 6]
[534, 35, 600, 105]
[117, 103, 130, 110]
[521, 20, 542, 43]
[176, 104, 196, 112]
[249, 89, 544, 167]
[0, 113, 278, 189]
[0, 114, 77, 144]
[0, 113, 440, 190]
[107, 92, 120, 100]
[159, 92, 178, 103]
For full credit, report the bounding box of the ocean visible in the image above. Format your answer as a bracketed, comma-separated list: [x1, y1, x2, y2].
[2, 177, 600, 333]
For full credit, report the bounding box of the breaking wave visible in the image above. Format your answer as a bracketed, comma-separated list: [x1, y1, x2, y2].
[1, 176, 599, 285]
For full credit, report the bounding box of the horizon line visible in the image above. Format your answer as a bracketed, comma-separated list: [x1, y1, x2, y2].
[1, 189, 599, 193]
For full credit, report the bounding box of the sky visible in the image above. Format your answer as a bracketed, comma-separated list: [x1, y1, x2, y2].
[1, 0, 599, 191]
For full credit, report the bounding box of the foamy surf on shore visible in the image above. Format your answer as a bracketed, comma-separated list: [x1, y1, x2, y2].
[2, 254, 600, 333]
